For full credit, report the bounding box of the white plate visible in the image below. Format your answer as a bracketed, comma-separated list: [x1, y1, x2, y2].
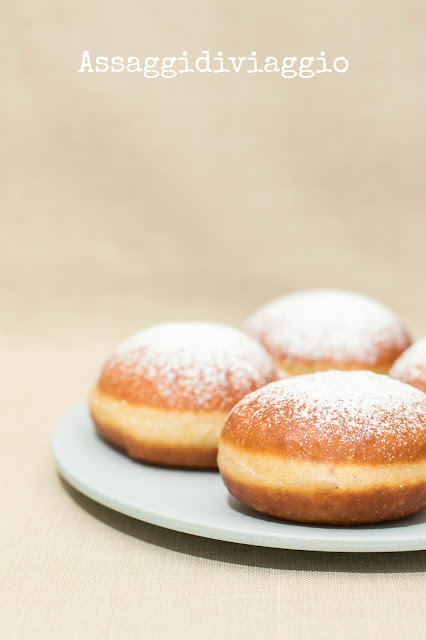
[52, 403, 426, 553]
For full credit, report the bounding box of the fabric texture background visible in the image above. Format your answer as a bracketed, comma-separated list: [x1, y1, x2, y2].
[2, 1, 426, 638]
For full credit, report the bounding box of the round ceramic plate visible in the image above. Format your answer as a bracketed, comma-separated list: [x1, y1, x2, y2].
[52, 403, 426, 553]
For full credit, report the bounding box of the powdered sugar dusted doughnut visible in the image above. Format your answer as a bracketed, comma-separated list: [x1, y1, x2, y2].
[390, 338, 426, 394]
[243, 289, 411, 377]
[89, 322, 278, 468]
[218, 370, 426, 524]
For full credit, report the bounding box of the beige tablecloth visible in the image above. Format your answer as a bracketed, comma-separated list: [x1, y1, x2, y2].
[2, 1, 426, 638]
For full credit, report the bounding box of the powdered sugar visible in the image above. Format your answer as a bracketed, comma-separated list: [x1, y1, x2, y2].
[390, 338, 426, 382]
[106, 322, 278, 410]
[229, 371, 426, 461]
[244, 289, 410, 365]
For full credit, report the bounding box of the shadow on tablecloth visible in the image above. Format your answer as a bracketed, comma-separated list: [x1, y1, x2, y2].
[60, 477, 426, 573]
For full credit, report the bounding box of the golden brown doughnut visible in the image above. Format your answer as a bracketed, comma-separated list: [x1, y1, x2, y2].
[89, 322, 278, 468]
[218, 370, 426, 524]
[243, 289, 411, 377]
[389, 338, 426, 394]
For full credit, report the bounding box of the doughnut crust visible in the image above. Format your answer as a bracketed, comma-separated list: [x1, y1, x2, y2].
[89, 322, 278, 468]
[218, 371, 426, 524]
[390, 337, 426, 394]
[244, 289, 411, 377]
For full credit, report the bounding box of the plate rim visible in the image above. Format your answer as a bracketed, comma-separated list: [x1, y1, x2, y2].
[52, 402, 426, 553]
